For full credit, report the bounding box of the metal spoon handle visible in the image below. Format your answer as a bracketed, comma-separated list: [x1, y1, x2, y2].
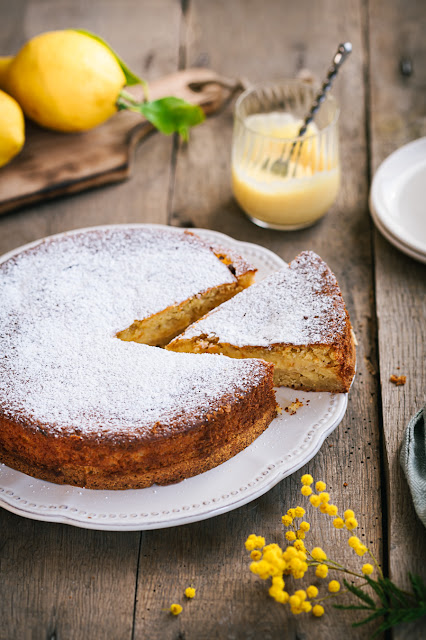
[298, 42, 352, 138]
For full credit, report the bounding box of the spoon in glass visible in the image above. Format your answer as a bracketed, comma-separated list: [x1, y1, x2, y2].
[269, 42, 352, 177]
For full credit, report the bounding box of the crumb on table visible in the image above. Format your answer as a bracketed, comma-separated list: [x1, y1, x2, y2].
[389, 374, 406, 386]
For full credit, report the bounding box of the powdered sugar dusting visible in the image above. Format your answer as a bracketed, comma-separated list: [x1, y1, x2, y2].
[177, 251, 348, 347]
[0, 227, 266, 437]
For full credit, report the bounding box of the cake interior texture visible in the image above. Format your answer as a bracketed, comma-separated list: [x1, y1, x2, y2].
[167, 251, 356, 393]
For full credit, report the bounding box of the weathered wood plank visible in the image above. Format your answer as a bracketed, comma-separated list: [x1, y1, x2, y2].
[135, 1, 384, 638]
[368, 1, 426, 638]
[0, 1, 181, 638]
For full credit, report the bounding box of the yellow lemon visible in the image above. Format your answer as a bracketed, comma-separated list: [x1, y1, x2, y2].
[0, 89, 25, 168]
[6, 30, 126, 132]
[0, 56, 13, 89]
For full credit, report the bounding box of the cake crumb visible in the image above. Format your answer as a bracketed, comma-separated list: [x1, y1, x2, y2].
[276, 405, 283, 414]
[343, 482, 348, 487]
[284, 399, 304, 415]
[390, 374, 406, 386]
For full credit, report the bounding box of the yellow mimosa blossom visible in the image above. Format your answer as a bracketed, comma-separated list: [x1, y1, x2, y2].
[362, 563, 374, 575]
[311, 547, 327, 562]
[313, 604, 325, 617]
[310, 495, 321, 507]
[294, 506, 305, 517]
[302, 601, 312, 612]
[282, 515, 293, 526]
[300, 521, 310, 532]
[306, 585, 319, 598]
[285, 531, 296, 541]
[344, 509, 355, 520]
[301, 474, 314, 485]
[325, 504, 338, 516]
[170, 604, 182, 615]
[318, 492, 330, 503]
[293, 540, 306, 552]
[348, 536, 361, 548]
[315, 481, 326, 492]
[283, 546, 297, 559]
[250, 549, 262, 561]
[333, 517, 345, 529]
[355, 544, 368, 557]
[296, 529, 305, 539]
[245, 534, 266, 550]
[301, 485, 313, 496]
[269, 585, 287, 602]
[319, 504, 329, 514]
[294, 589, 307, 601]
[184, 587, 196, 598]
[289, 594, 302, 608]
[287, 508, 296, 518]
[315, 564, 328, 578]
[345, 517, 358, 530]
[272, 576, 285, 589]
[328, 580, 340, 593]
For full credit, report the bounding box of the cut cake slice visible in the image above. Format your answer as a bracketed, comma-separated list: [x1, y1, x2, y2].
[167, 251, 356, 393]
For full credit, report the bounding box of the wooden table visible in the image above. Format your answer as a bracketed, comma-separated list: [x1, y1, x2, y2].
[0, 1, 425, 638]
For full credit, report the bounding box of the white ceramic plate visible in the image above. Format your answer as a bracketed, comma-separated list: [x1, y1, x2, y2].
[0, 225, 348, 531]
[369, 137, 426, 263]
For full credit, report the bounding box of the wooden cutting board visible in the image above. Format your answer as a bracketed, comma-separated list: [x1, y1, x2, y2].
[0, 69, 241, 215]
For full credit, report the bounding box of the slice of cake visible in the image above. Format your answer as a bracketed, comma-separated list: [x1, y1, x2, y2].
[167, 251, 356, 393]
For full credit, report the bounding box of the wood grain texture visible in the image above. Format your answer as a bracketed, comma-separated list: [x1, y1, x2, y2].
[135, 1, 384, 638]
[368, 1, 426, 637]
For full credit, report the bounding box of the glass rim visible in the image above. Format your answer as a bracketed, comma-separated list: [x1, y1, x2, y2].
[234, 79, 340, 143]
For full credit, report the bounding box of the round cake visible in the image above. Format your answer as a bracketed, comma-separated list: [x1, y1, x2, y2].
[0, 226, 277, 490]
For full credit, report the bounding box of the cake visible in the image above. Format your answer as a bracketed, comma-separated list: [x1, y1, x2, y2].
[167, 251, 356, 393]
[0, 226, 276, 490]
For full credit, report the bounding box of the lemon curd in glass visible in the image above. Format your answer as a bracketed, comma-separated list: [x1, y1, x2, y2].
[232, 81, 340, 230]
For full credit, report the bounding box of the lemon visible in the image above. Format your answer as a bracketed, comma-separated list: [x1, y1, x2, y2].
[0, 56, 13, 89]
[0, 89, 25, 168]
[6, 30, 126, 132]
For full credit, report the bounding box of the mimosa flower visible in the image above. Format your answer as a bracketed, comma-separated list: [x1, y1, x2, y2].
[315, 481, 326, 492]
[306, 585, 319, 598]
[312, 604, 325, 617]
[315, 564, 328, 578]
[301, 474, 314, 485]
[170, 604, 182, 615]
[311, 547, 327, 562]
[333, 517, 345, 529]
[294, 506, 305, 517]
[184, 587, 195, 598]
[328, 580, 340, 593]
[345, 517, 358, 530]
[299, 521, 310, 532]
[301, 485, 313, 496]
[310, 495, 321, 507]
[282, 515, 293, 526]
[362, 563, 374, 575]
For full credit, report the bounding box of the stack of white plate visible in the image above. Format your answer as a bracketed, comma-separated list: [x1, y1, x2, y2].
[369, 137, 426, 264]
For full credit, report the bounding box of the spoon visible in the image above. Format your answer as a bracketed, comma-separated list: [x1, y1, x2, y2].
[269, 42, 352, 177]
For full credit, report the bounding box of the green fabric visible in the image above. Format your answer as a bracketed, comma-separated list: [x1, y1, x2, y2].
[400, 406, 426, 527]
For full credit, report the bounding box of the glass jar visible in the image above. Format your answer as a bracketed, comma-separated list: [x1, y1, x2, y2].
[231, 80, 340, 230]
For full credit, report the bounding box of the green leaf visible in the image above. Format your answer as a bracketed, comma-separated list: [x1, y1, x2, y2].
[364, 576, 389, 606]
[73, 29, 144, 88]
[352, 609, 387, 628]
[140, 97, 205, 141]
[343, 579, 376, 607]
[409, 573, 426, 601]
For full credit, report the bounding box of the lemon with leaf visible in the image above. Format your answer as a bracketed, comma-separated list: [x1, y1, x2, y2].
[0, 89, 25, 168]
[4, 29, 204, 138]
